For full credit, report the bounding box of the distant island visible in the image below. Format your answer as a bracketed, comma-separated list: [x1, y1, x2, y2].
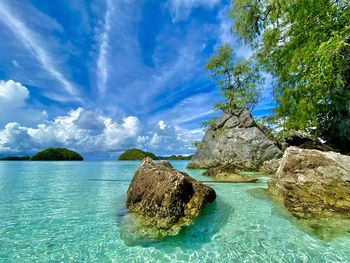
[161, 155, 192, 160]
[0, 148, 83, 161]
[118, 148, 192, 160]
[118, 148, 158, 160]
[0, 156, 31, 161]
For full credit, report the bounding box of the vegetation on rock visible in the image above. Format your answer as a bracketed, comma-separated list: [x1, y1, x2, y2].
[30, 148, 83, 161]
[205, 44, 263, 114]
[118, 148, 192, 161]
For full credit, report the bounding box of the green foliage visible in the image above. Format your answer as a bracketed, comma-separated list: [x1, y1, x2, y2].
[201, 117, 219, 129]
[205, 44, 263, 113]
[31, 148, 83, 161]
[230, 0, 350, 152]
[0, 156, 31, 161]
[159, 155, 192, 160]
[118, 148, 158, 160]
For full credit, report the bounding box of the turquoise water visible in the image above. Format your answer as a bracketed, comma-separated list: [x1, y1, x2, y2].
[0, 161, 349, 262]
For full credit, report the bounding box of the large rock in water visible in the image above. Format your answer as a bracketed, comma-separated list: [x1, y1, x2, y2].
[188, 109, 282, 171]
[126, 157, 216, 235]
[268, 147, 350, 218]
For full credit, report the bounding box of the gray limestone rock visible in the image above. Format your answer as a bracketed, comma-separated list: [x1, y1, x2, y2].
[188, 109, 282, 171]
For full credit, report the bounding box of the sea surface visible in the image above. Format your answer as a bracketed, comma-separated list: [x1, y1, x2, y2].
[0, 161, 349, 263]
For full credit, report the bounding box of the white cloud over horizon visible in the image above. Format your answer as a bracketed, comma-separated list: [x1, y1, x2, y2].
[0, 106, 202, 157]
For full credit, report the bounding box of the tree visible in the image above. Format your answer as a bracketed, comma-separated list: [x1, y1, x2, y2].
[230, 0, 350, 153]
[205, 44, 263, 114]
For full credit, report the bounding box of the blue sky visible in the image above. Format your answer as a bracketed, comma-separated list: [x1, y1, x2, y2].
[0, 0, 275, 159]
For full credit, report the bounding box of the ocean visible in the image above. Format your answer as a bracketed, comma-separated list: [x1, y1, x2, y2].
[0, 161, 349, 262]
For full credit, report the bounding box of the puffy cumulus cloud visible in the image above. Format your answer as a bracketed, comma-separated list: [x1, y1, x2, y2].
[158, 120, 166, 130]
[0, 79, 47, 127]
[0, 106, 203, 156]
[0, 122, 37, 153]
[0, 107, 141, 154]
[0, 79, 29, 110]
[167, 0, 220, 21]
[140, 121, 204, 155]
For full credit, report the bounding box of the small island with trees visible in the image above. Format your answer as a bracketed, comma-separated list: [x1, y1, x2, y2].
[118, 149, 158, 160]
[118, 148, 192, 161]
[0, 148, 83, 161]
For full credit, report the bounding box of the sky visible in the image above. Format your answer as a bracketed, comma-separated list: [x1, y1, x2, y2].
[0, 0, 275, 159]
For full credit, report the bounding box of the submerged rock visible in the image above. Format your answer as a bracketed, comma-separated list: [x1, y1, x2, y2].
[268, 147, 350, 218]
[204, 166, 258, 183]
[126, 157, 216, 237]
[187, 109, 282, 171]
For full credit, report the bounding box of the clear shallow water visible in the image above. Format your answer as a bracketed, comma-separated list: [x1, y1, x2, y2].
[0, 161, 349, 263]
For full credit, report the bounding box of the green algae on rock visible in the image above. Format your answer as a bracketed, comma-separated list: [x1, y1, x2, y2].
[268, 147, 350, 219]
[126, 157, 216, 237]
[259, 158, 281, 176]
[203, 166, 258, 183]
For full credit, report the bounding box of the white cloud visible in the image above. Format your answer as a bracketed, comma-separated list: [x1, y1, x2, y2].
[0, 2, 79, 99]
[0, 106, 202, 156]
[0, 122, 36, 153]
[0, 80, 46, 127]
[168, 0, 220, 21]
[140, 121, 204, 154]
[12, 60, 20, 68]
[158, 120, 167, 130]
[97, 0, 114, 98]
[24, 108, 141, 152]
[0, 80, 29, 109]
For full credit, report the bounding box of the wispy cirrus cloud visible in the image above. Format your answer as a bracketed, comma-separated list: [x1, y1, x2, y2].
[97, 0, 114, 98]
[0, 2, 79, 99]
[217, 5, 252, 59]
[167, 0, 220, 21]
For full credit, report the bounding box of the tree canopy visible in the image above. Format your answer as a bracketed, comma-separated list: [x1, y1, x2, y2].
[205, 44, 263, 113]
[118, 149, 158, 160]
[229, 0, 350, 153]
[30, 148, 83, 161]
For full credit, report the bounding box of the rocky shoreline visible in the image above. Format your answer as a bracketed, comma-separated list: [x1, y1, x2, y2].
[124, 110, 350, 239]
